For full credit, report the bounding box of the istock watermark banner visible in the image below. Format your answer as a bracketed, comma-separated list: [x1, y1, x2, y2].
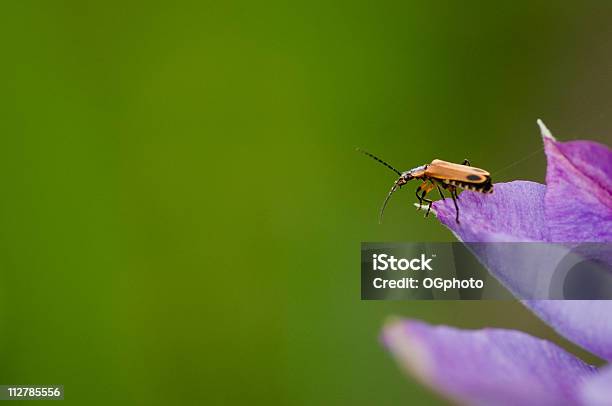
[361, 242, 612, 300]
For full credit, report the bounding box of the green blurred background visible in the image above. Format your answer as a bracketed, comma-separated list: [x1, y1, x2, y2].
[1, 1, 612, 404]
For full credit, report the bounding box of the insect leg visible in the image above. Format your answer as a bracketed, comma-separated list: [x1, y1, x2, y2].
[434, 181, 445, 200]
[420, 191, 434, 217]
[415, 185, 423, 210]
[449, 187, 460, 223]
[423, 195, 434, 217]
[419, 181, 435, 217]
[421, 180, 439, 217]
[415, 181, 432, 210]
[462, 159, 471, 166]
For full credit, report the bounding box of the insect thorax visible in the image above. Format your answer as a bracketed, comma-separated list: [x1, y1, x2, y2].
[407, 165, 427, 178]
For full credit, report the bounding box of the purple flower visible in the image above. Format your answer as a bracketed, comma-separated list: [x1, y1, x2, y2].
[383, 121, 612, 405]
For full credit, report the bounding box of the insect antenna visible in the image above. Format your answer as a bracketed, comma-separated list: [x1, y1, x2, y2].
[379, 182, 399, 224]
[356, 148, 402, 176]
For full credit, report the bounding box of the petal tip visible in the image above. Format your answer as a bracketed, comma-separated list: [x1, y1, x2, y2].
[382, 319, 435, 381]
[537, 118, 556, 141]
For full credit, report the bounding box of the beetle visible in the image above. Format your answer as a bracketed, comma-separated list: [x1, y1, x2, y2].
[358, 149, 493, 223]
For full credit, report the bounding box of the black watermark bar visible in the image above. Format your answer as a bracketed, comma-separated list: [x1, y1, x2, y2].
[0, 386, 63, 400]
[361, 242, 612, 300]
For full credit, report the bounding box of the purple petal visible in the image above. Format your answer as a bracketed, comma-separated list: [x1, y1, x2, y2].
[433, 180, 549, 242]
[433, 122, 612, 245]
[543, 135, 612, 242]
[580, 365, 612, 406]
[526, 301, 612, 361]
[435, 183, 612, 360]
[434, 181, 572, 300]
[534, 127, 612, 360]
[433, 125, 612, 360]
[383, 319, 596, 406]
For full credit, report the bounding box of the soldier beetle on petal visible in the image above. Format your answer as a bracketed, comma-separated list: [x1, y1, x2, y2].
[358, 149, 493, 224]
